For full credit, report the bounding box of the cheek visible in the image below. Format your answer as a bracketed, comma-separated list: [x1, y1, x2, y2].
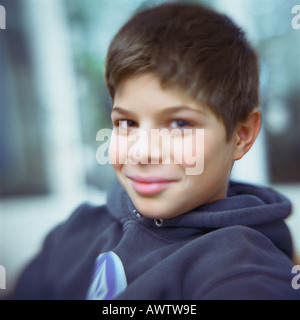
[109, 132, 129, 167]
[172, 130, 205, 169]
[203, 133, 234, 174]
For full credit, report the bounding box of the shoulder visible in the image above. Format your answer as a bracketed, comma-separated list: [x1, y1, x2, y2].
[63, 202, 112, 229]
[40, 202, 117, 251]
[194, 226, 299, 299]
[202, 225, 292, 273]
[10, 202, 120, 299]
[198, 225, 281, 256]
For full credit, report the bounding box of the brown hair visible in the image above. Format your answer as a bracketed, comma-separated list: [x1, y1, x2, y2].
[105, 2, 259, 140]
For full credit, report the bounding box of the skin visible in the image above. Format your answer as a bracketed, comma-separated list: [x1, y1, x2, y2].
[109, 73, 261, 220]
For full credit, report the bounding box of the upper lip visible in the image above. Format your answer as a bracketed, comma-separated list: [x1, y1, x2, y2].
[127, 175, 178, 183]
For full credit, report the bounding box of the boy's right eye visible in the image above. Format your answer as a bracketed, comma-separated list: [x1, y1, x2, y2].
[113, 120, 137, 129]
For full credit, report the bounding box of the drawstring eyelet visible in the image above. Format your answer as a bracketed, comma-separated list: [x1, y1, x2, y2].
[154, 219, 163, 227]
[133, 209, 142, 218]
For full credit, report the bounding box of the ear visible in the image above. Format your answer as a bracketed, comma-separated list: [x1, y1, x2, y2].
[233, 108, 261, 161]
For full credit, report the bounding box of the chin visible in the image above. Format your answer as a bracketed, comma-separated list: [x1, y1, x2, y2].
[133, 200, 182, 220]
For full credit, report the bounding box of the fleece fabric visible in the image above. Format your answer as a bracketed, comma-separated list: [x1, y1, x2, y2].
[11, 180, 300, 300]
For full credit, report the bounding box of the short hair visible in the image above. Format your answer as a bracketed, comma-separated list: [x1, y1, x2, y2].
[105, 2, 259, 140]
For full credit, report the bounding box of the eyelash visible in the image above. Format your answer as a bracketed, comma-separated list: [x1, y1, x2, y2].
[113, 119, 136, 128]
[112, 119, 193, 129]
[171, 119, 191, 128]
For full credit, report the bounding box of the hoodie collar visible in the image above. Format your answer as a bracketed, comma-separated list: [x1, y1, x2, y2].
[107, 179, 292, 230]
[106, 180, 294, 257]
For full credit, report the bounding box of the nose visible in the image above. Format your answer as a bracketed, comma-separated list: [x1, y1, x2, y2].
[127, 128, 170, 165]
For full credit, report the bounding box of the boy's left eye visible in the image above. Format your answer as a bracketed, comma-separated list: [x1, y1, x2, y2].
[170, 119, 190, 129]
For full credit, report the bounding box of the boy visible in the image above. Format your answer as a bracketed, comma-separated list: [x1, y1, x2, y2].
[11, 2, 300, 299]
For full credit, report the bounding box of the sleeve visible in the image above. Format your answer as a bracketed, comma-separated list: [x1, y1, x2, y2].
[9, 202, 98, 300]
[9, 223, 65, 300]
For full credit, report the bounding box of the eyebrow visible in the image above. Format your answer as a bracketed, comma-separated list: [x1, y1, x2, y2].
[111, 107, 135, 116]
[162, 106, 207, 116]
[111, 105, 206, 116]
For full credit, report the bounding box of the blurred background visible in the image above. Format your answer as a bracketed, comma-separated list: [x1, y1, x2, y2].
[0, 0, 300, 297]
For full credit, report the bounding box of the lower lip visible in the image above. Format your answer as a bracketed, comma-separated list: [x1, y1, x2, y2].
[131, 180, 176, 195]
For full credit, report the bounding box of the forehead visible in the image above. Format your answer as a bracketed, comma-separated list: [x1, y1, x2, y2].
[113, 73, 209, 116]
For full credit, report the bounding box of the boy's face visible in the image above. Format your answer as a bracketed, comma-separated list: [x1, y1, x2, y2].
[109, 73, 237, 219]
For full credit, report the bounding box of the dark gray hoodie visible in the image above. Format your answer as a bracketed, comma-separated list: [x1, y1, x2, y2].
[10, 180, 300, 300]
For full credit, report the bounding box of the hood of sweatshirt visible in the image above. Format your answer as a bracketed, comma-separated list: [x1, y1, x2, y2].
[107, 179, 293, 258]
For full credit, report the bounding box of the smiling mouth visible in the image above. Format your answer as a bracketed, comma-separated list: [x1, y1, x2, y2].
[127, 175, 178, 195]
